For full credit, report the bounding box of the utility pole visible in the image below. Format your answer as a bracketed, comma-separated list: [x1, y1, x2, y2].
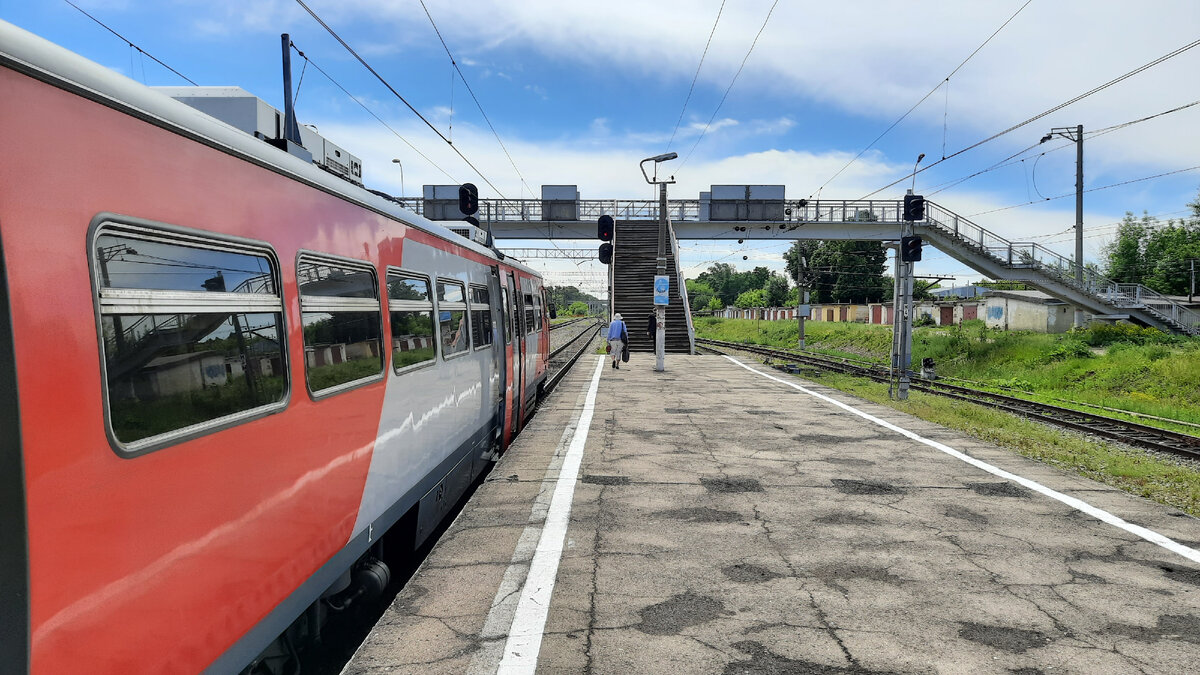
[1043, 125, 1084, 327]
[794, 256, 808, 349]
[640, 152, 678, 372]
[1190, 259, 1196, 303]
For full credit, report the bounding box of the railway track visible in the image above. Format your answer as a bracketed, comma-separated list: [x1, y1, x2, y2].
[546, 321, 601, 393]
[698, 338, 1200, 461]
[549, 316, 590, 331]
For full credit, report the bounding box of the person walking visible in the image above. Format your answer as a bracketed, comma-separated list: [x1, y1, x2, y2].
[607, 313, 628, 369]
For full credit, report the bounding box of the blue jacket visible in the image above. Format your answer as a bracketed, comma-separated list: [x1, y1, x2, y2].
[607, 319, 628, 340]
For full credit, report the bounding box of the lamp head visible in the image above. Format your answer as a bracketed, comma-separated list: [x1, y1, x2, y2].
[647, 152, 678, 163]
[1040, 133, 1053, 144]
[391, 158, 402, 164]
[916, 153, 925, 163]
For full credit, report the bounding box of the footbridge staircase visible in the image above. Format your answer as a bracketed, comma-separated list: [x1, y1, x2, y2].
[610, 220, 695, 353]
[916, 202, 1199, 336]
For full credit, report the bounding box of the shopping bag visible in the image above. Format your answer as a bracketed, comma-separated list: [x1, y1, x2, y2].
[622, 344, 630, 362]
[605, 343, 611, 354]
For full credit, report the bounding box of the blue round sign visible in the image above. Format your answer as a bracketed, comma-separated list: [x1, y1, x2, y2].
[655, 278, 669, 293]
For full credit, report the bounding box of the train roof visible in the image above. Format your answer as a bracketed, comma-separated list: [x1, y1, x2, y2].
[0, 19, 539, 278]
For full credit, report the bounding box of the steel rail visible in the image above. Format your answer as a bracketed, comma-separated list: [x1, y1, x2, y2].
[549, 317, 589, 331]
[545, 322, 601, 394]
[697, 337, 1200, 460]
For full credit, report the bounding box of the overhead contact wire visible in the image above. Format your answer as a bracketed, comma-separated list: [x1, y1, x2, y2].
[856, 36, 1200, 200]
[666, 0, 727, 151]
[811, 0, 1034, 197]
[679, 0, 780, 170]
[294, 0, 509, 200]
[62, 0, 197, 84]
[418, 0, 536, 201]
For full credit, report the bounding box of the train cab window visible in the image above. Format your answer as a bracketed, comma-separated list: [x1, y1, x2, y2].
[297, 255, 384, 395]
[470, 285, 493, 349]
[387, 272, 436, 371]
[500, 287, 512, 344]
[437, 280, 470, 358]
[523, 293, 535, 335]
[93, 226, 286, 451]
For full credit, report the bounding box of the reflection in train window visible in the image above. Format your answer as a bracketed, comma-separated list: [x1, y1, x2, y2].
[96, 232, 277, 294]
[500, 287, 511, 344]
[437, 279, 470, 358]
[388, 273, 436, 371]
[470, 285, 492, 349]
[533, 294, 543, 331]
[298, 256, 384, 394]
[103, 313, 285, 443]
[93, 225, 286, 451]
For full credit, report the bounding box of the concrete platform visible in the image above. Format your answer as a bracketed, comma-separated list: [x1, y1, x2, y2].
[344, 354, 1200, 674]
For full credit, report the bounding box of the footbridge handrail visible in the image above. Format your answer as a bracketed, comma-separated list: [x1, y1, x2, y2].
[922, 201, 1200, 333]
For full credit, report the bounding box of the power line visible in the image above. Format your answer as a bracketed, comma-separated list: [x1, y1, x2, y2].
[811, 0, 1034, 197]
[667, 0, 727, 151]
[678, 0, 780, 170]
[858, 36, 1200, 200]
[294, 0, 509, 200]
[966, 164, 1200, 217]
[417, 0, 536, 199]
[288, 42, 458, 184]
[62, 0, 197, 85]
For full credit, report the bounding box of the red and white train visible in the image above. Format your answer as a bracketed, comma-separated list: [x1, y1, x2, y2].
[0, 21, 553, 674]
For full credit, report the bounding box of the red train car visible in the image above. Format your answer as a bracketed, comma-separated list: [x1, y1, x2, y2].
[0, 20, 552, 674]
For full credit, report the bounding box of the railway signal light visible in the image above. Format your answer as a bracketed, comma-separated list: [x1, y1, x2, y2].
[599, 242, 613, 265]
[458, 183, 479, 216]
[903, 194, 925, 221]
[900, 235, 923, 262]
[464, 215, 480, 227]
[597, 214, 614, 241]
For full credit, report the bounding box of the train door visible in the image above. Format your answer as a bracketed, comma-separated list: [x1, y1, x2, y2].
[506, 272, 524, 434]
[519, 276, 538, 410]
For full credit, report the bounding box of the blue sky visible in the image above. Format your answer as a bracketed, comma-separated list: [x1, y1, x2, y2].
[5, 1, 1200, 297]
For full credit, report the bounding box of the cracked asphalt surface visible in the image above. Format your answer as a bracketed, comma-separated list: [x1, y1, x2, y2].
[345, 354, 1200, 674]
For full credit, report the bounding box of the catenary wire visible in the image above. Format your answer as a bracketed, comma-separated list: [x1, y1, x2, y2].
[811, 0, 1034, 197]
[857, 36, 1200, 200]
[418, 0, 537, 199]
[288, 42, 458, 183]
[967, 164, 1200, 217]
[294, 0, 509, 200]
[62, 0, 197, 85]
[666, 0, 727, 151]
[678, 0, 780, 170]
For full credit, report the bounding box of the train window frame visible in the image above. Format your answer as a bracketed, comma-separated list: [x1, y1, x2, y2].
[88, 215, 290, 457]
[469, 284, 493, 351]
[436, 278, 471, 360]
[296, 252, 385, 399]
[385, 268, 438, 375]
[533, 293, 543, 331]
[523, 293, 535, 336]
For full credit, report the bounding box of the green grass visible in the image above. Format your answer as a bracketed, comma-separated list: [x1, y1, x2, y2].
[307, 356, 383, 391]
[697, 318, 1200, 516]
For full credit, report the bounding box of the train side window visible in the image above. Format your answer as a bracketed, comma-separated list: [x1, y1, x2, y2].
[93, 226, 287, 452]
[500, 287, 511, 344]
[437, 279, 470, 358]
[470, 285, 493, 350]
[523, 293, 535, 335]
[297, 255, 384, 395]
[533, 294, 543, 331]
[386, 272, 436, 372]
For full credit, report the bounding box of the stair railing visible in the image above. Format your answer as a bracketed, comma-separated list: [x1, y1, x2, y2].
[923, 202, 1199, 333]
[667, 214, 696, 354]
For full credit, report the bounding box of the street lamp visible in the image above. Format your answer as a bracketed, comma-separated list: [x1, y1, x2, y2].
[911, 153, 925, 192]
[639, 151, 678, 372]
[1041, 125, 1084, 328]
[391, 158, 405, 204]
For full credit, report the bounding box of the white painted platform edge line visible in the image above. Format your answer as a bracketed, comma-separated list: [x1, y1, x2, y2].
[495, 356, 607, 673]
[723, 355, 1200, 566]
[467, 357, 601, 674]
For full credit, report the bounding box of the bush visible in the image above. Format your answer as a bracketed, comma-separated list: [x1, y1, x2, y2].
[913, 315, 936, 327]
[1044, 339, 1092, 362]
[1078, 322, 1172, 346]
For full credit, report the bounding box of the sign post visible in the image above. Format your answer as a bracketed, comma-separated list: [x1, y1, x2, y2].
[653, 275, 669, 372]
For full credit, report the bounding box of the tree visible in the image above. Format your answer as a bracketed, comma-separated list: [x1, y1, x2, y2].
[546, 285, 601, 309]
[1102, 192, 1200, 294]
[567, 301, 589, 316]
[1102, 212, 1150, 284]
[705, 296, 724, 311]
[686, 279, 716, 311]
[784, 239, 889, 304]
[764, 273, 789, 307]
[734, 289, 767, 308]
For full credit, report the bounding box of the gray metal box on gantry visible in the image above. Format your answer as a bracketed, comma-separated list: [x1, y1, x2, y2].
[422, 185, 466, 220]
[709, 185, 785, 221]
[541, 185, 579, 221]
[154, 86, 363, 185]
